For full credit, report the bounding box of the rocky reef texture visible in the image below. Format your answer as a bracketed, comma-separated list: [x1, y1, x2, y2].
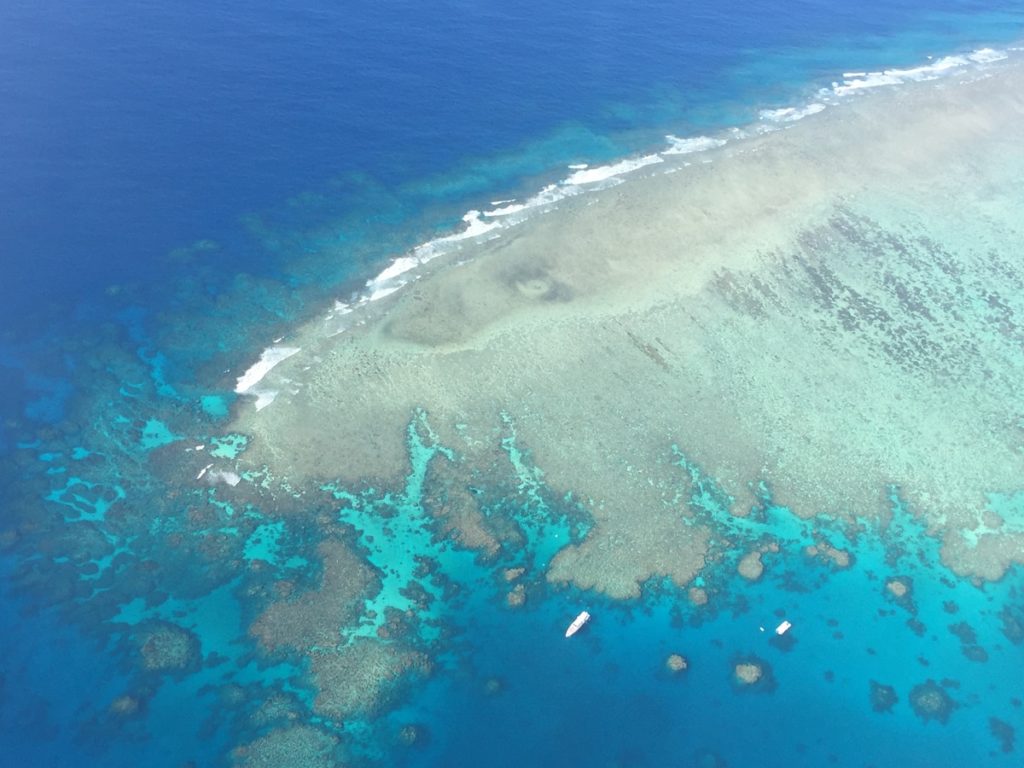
[732, 655, 775, 692]
[737, 551, 765, 582]
[396, 723, 430, 748]
[229, 61, 1024, 597]
[886, 577, 910, 599]
[247, 538, 432, 723]
[310, 637, 431, 719]
[506, 583, 526, 608]
[869, 681, 898, 713]
[666, 653, 689, 673]
[232, 724, 340, 768]
[909, 679, 957, 724]
[948, 621, 989, 663]
[734, 662, 762, 685]
[250, 539, 379, 653]
[806, 540, 852, 569]
[133, 620, 202, 677]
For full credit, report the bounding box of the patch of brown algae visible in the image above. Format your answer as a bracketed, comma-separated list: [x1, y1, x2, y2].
[230, 60, 1024, 594]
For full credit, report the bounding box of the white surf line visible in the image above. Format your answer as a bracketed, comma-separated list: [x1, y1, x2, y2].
[758, 103, 827, 123]
[256, 43, 1018, 413]
[234, 346, 301, 411]
[663, 134, 729, 154]
[830, 46, 1009, 97]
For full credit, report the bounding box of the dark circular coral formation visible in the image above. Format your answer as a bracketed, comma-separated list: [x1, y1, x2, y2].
[909, 679, 956, 724]
[869, 680, 898, 713]
[397, 723, 430, 748]
[133, 620, 201, 677]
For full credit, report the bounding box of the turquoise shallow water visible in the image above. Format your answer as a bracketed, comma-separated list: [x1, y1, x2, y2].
[352, 431, 1024, 766]
[5, 383, 1023, 765]
[3, 3, 1024, 766]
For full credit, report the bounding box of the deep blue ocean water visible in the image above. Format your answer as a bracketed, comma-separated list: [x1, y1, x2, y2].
[3, 2, 1024, 766]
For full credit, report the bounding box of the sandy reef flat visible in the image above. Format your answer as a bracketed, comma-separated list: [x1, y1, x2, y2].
[231, 61, 1024, 598]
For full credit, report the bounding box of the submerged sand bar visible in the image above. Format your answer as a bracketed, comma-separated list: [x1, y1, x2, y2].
[231, 59, 1024, 596]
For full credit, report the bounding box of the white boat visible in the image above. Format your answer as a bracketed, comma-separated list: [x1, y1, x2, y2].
[565, 610, 591, 638]
[775, 620, 792, 636]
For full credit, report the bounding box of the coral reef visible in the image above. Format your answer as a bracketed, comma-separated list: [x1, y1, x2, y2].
[108, 694, 144, 718]
[422, 455, 502, 556]
[909, 679, 956, 724]
[250, 540, 379, 653]
[731, 654, 775, 692]
[396, 723, 430, 748]
[734, 662, 762, 685]
[688, 587, 709, 606]
[232, 724, 340, 768]
[1000, 603, 1024, 644]
[133, 620, 201, 677]
[885, 577, 910, 599]
[250, 691, 305, 729]
[737, 551, 764, 581]
[666, 653, 688, 673]
[948, 621, 988, 662]
[310, 637, 431, 719]
[990, 717, 1015, 754]
[869, 681, 898, 713]
[506, 583, 526, 608]
[805, 539, 851, 569]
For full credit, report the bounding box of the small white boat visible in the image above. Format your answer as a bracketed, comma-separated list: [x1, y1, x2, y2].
[565, 610, 591, 638]
[775, 620, 792, 636]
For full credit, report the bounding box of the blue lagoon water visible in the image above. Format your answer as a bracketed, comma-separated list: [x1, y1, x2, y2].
[2, 1, 1024, 766]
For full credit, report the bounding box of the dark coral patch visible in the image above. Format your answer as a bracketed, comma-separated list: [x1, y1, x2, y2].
[870, 680, 898, 713]
[998, 604, 1024, 645]
[948, 621, 977, 644]
[962, 645, 989, 663]
[132, 620, 202, 678]
[990, 717, 1015, 754]
[909, 679, 956, 724]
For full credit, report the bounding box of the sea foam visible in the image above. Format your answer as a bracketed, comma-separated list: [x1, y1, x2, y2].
[239, 45, 1015, 413]
[663, 135, 727, 154]
[235, 346, 300, 411]
[758, 103, 826, 123]
[563, 154, 664, 185]
[831, 47, 1008, 97]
